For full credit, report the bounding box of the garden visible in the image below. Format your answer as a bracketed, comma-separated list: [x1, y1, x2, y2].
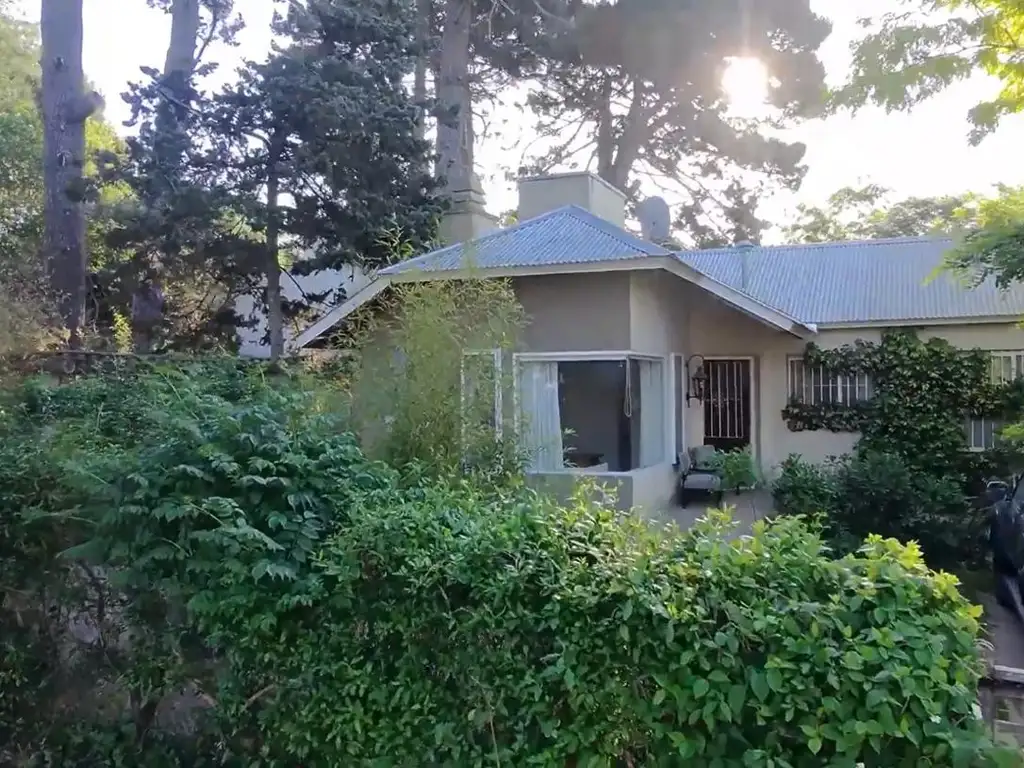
[772, 331, 1024, 575]
[0, 284, 1020, 766]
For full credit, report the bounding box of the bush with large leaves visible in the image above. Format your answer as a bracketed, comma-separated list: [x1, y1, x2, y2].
[0, 361, 346, 760]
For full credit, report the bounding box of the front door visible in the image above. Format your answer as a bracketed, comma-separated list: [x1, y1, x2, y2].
[703, 358, 752, 452]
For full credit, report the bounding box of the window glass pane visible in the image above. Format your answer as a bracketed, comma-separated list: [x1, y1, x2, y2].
[556, 360, 627, 471]
[632, 358, 665, 469]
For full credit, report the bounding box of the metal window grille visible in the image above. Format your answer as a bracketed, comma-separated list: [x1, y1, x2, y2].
[967, 351, 1024, 450]
[787, 358, 871, 406]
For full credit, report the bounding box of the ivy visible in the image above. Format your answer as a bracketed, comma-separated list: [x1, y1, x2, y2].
[782, 330, 1024, 478]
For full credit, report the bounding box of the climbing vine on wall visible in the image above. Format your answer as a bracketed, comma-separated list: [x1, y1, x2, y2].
[782, 330, 1024, 479]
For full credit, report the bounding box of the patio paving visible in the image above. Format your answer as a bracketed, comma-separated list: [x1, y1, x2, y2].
[980, 590, 1024, 671]
[655, 488, 774, 537]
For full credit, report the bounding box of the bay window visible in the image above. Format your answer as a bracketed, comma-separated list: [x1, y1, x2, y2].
[514, 354, 666, 473]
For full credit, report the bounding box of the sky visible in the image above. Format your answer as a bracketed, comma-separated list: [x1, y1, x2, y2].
[14, 0, 1024, 230]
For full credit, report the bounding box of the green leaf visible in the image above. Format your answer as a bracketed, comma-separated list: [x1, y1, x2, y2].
[727, 683, 746, 715]
[750, 671, 769, 702]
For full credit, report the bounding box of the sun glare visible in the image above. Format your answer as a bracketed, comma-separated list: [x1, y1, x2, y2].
[721, 57, 770, 119]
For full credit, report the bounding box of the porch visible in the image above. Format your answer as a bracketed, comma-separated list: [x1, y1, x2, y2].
[505, 267, 814, 515]
[658, 488, 773, 536]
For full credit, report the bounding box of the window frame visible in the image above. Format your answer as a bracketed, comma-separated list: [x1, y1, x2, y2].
[511, 351, 668, 475]
[786, 356, 872, 407]
[966, 350, 1024, 452]
[460, 348, 503, 439]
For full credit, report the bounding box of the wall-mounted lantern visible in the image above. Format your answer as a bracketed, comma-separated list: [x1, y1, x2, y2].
[685, 354, 708, 405]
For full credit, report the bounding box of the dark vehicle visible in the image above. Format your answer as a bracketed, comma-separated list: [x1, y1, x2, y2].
[988, 476, 1024, 622]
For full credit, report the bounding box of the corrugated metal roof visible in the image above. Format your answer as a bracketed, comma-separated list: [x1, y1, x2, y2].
[677, 237, 1024, 325]
[377, 204, 1024, 325]
[379, 205, 670, 275]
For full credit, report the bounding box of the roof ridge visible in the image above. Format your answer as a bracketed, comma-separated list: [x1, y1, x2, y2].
[380, 206, 577, 273]
[380, 204, 666, 275]
[558, 205, 669, 256]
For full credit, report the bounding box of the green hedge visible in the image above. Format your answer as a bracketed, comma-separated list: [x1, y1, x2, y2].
[0, 371, 1007, 766]
[192, 490, 994, 766]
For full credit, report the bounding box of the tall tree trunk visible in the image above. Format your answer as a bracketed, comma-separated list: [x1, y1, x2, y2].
[265, 134, 285, 362]
[436, 0, 473, 192]
[157, 0, 201, 176]
[40, 0, 91, 348]
[412, 0, 431, 146]
[132, 0, 201, 348]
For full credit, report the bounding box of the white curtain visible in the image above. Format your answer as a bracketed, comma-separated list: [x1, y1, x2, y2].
[519, 361, 563, 471]
[638, 359, 665, 467]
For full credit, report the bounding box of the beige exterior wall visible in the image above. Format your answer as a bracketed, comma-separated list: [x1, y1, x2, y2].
[513, 270, 686, 514]
[513, 272, 632, 352]
[509, 267, 1024, 513]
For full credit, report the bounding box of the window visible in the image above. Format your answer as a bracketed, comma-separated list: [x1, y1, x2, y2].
[461, 350, 502, 437]
[967, 351, 1024, 451]
[515, 355, 666, 473]
[787, 357, 872, 406]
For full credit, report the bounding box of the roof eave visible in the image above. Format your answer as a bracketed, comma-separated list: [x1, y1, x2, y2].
[660, 260, 816, 338]
[289, 254, 821, 350]
[286, 277, 391, 353]
[815, 315, 1024, 330]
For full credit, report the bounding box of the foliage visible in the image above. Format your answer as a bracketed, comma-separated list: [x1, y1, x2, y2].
[830, 0, 1024, 144]
[0, 8, 125, 353]
[0, 360, 1014, 764]
[522, 0, 832, 246]
[782, 330, 1024, 481]
[140, 486, 1000, 765]
[711, 446, 760, 493]
[103, 0, 442, 350]
[944, 185, 1024, 289]
[348, 274, 526, 477]
[771, 453, 836, 519]
[772, 451, 985, 570]
[784, 183, 976, 243]
[211, 0, 443, 274]
[0, 360, 335, 761]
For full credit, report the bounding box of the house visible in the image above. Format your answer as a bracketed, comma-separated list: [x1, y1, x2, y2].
[235, 263, 370, 357]
[290, 171, 1024, 513]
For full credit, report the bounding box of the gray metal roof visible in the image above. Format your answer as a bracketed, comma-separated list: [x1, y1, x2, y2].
[376, 204, 1024, 326]
[677, 237, 1024, 325]
[379, 205, 670, 275]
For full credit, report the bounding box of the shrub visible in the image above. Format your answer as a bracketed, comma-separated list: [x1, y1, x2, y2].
[0, 361, 344, 759]
[0, 367, 1006, 765]
[771, 453, 836, 518]
[712, 446, 760, 493]
[149, 469, 997, 766]
[347, 277, 527, 479]
[772, 451, 984, 569]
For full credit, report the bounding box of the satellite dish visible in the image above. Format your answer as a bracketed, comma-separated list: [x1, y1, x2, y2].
[637, 196, 671, 243]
